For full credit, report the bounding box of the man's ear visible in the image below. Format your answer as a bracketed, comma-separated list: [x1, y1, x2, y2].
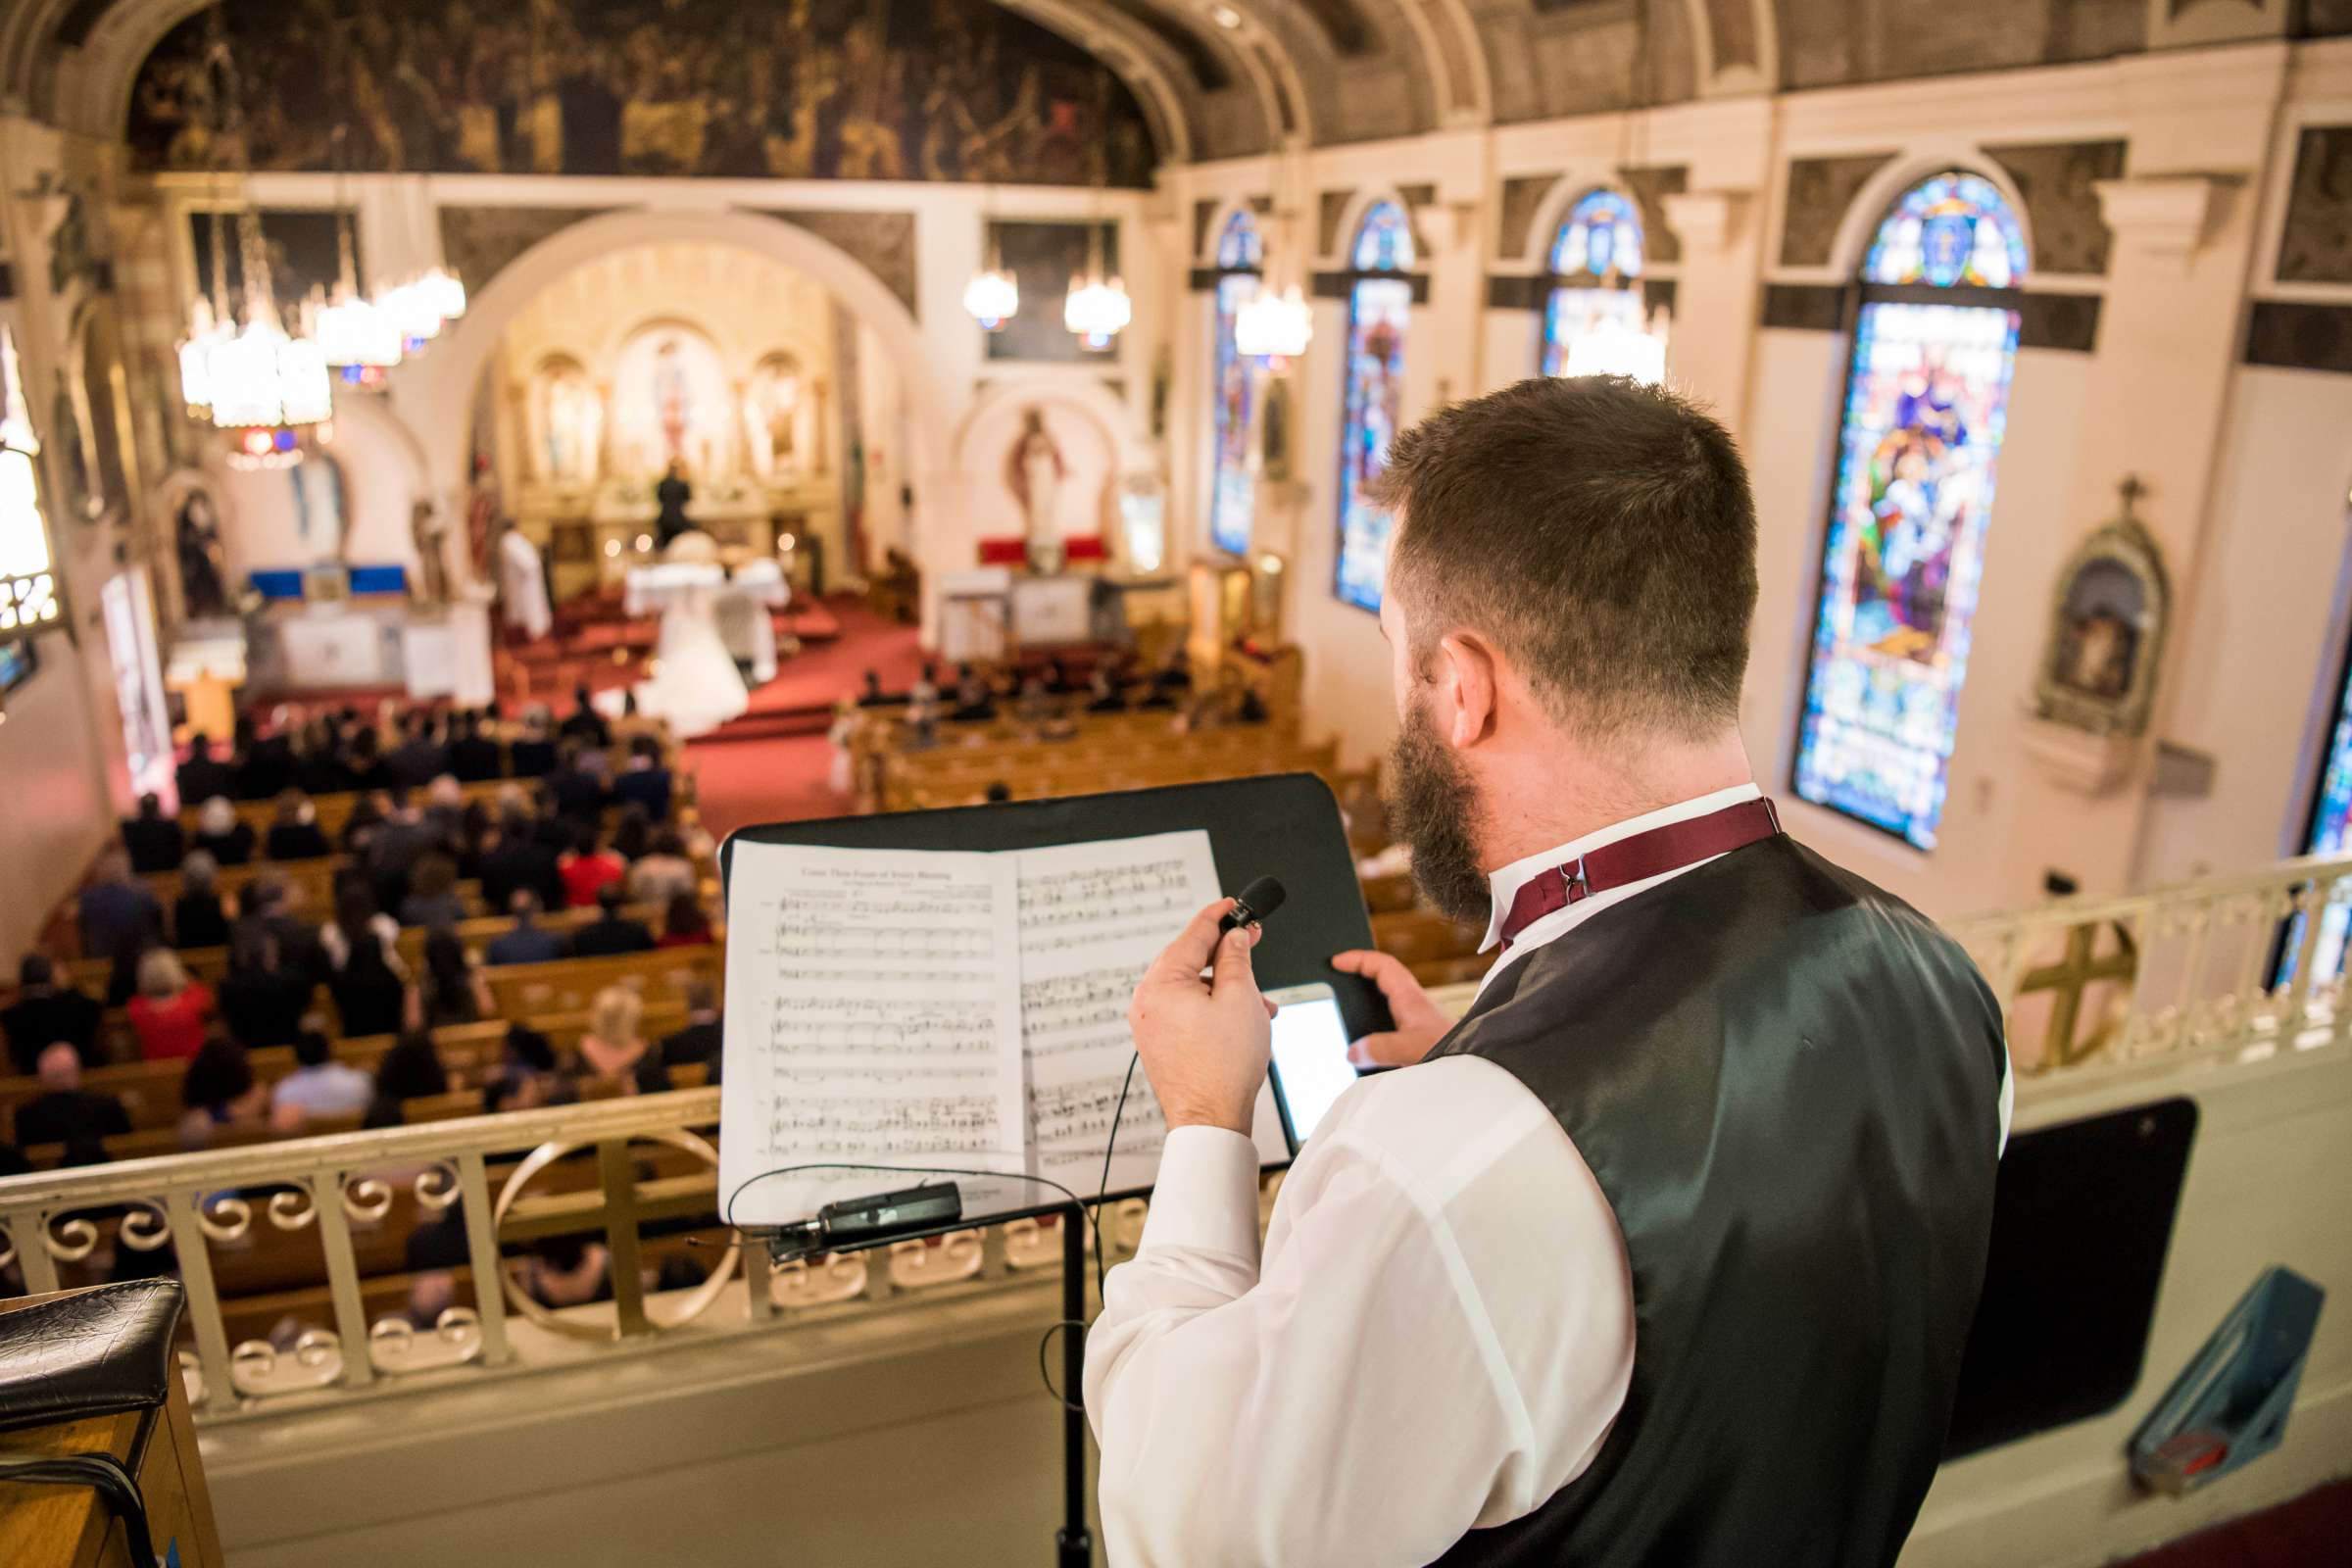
[1435, 631, 1500, 750]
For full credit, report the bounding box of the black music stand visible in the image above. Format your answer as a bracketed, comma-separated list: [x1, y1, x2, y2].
[721, 774, 1386, 1565]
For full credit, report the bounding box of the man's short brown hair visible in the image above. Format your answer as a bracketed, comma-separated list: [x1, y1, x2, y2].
[1375, 375, 1758, 738]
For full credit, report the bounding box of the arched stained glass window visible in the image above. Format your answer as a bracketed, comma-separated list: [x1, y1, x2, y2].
[1207, 211, 1263, 558]
[1792, 172, 2027, 851]
[2290, 644, 2352, 981]
[1334, 201, 1415, 612]
[1543, 190, 1647, 376]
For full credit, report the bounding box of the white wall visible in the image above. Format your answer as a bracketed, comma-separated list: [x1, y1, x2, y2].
[0, 653, 114, 964]
[2135, 366, 2352, 885]
[209, 396, 426, 579]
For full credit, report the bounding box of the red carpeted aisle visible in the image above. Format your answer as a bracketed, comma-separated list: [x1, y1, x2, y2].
[684, 597, 926, 841]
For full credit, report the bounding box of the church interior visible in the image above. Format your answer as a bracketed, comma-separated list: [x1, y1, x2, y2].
[0, 0, 2347, 1562]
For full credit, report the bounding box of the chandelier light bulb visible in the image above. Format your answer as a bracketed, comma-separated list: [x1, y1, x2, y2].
[1064, 271, 1132, 350]
[962, 267, 1020, 331]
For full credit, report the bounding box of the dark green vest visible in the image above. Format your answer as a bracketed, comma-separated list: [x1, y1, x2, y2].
[1425, 835, 2004, 1566]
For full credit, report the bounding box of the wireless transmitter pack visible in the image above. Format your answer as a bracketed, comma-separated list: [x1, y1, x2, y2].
[764, 1182, 964, 1265]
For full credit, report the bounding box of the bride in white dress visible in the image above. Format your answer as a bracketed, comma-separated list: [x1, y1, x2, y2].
[629, 531, 751, 738]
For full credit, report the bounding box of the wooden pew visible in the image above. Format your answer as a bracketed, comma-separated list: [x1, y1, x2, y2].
[1368, 907, 1489, 989]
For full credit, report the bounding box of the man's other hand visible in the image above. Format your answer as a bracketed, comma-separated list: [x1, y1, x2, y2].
[1330, 949, 1453, 1067]
[1128, 899, 1275, 1134]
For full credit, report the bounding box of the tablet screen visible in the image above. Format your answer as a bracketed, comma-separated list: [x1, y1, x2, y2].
[1269, 991, 1359, 1151]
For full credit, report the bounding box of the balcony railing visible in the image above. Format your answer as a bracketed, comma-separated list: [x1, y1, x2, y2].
[2, 851, 2348, 1423]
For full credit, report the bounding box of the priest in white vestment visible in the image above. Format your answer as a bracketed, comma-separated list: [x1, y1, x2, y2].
[497, 523, 553, 642]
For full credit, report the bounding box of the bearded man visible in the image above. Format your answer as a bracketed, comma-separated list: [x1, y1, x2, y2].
[1087, 376, 2013, 1566]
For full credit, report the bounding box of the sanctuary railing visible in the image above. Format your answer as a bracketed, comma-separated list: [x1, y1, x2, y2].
[2, 850, 2348, 1424]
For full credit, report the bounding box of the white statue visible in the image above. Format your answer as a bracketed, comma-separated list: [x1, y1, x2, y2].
[1007, 407, 1067, 575]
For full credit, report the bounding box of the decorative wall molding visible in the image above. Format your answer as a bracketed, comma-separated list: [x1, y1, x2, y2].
[1622, 165, 1690, 266]
[437, 207, 617, 303]
[765, 209, 919, 317]
[1661, 188, 1752, 254]
[1985, 140, 2129, 275]
[1780, 153, 1898, 267]
[1760, 281, 2100, 351]
[1497, 173, 1563, 263]
[2278, 126, 2352, 285]
[2243, 302, 2352, 373]
[1311, 270, 1433, 304]
[2092, 176, 2225, 260]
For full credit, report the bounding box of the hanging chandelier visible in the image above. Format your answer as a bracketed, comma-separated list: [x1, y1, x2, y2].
[1561, 289, 1671, 385]
[306, 122, 404, 382]
[173, 15, 332, 432]
[1235, 284, 1312, 364]
[1064, 202, 1129, 350]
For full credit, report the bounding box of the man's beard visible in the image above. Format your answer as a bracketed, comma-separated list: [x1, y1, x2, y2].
[1388, 696, 1493, 925]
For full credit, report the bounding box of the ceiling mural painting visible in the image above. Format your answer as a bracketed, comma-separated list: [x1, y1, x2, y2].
[125, 0, 1159, 185]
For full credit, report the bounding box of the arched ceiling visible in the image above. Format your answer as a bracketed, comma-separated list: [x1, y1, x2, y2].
[0, 0, 1786, 164]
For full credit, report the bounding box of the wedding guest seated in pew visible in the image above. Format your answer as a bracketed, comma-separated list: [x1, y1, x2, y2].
[338, 790, 388, 856]
[388, 710, 454, 790]
[612, 804, 654, 864]
[366, 788, 438, 911]
[419, 929, 495, 1027]
[120, 792, 185, 873]
[856, 669, 893, 709]
[449, 709, 504, 783]
[573, 885, 657, 957]
[130, 948, 215, 1063]
[367, 1027, 453, 1129]
[660, 983, 721, 1078]
[233, 876, 326, 991]
[177, 1031, 277, 1148]
[550, 743, 612, 827]
[219, 922, 315, 1052]
[3, 955, 102, 1073]
[566, 986, 669, 1096]
[265, 789, 332, 860]
[293, 716, 352, 795]
[560, 682, 612, 750]
[323, 884, 409, 1038]
[192, 795, 257, 866]
[611, 735, 673, 820]
[1086, 666, 1129, 713]
[176, 731, 234, 806]
[79, 849, 164, 963]
[270, 1025, 374, 1122]
[487, 891, 569, 965]
[422, 773, 469, 847]
[560, 825, 628, 909]
[342, 726, 389, 795]
[480, 805, 566, 915]
[15, 1043, 129, 1166]
[658, 891, 713, 950]
[521, 1235, 612, 1309]
[232, 712, 296, 801]
[399, 850, 466, 930]
[949, 664, 998, 722]
[628, 829, 699, 908]
[509, 710, 559, 779]
[172, 851, 232, 950]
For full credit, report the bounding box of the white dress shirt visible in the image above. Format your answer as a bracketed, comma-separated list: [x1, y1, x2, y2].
[1084, 785, 2013, 1566]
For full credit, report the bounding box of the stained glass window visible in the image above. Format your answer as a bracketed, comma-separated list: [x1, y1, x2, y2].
[1543, 190, 1648, 377]
[2291, 652, 2352, 982]
[1792, 172, 2026, 850]
[1208, 212, 1263, 558]
[1335, 201, 1415, 612]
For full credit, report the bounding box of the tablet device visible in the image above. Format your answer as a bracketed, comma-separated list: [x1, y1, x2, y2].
[1267, 982, 1360, 1152]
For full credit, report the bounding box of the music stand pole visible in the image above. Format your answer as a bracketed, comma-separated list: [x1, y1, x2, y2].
[1058, 1202, 1095, 1567]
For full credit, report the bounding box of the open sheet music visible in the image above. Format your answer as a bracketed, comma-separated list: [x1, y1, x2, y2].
[721, 829, 1287, 1227]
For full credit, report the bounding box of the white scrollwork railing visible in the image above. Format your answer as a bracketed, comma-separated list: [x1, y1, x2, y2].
[2, 854, 2345, 1427]
[0, 1088, 1152, 1425]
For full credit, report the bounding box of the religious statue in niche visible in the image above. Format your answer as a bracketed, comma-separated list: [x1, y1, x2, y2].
[743, 355, 803, 483]
[49, 373, 92, 527]
[655, 338, 691, 464]
[290, 453, 349, 561]
[1261, 376, 1294, 484]
[411, 499, 452, 606]
[1007, 407, 1067, 575]
[174, 490, 228, 620]
[2034, 477, 2170, 739]
[537, 361, 603, 485]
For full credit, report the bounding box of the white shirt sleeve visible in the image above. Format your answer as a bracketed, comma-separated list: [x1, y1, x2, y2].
[1084, 1061, 1634, 1568]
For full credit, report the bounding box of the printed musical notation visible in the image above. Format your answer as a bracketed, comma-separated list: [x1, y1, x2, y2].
[719, 842, 1031, 1224]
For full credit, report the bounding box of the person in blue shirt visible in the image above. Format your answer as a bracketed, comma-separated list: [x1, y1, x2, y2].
[485, 890, 570, 966]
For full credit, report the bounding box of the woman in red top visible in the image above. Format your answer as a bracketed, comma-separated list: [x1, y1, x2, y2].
[559, 826, 626, 909]
[128, 948, 215, 1062]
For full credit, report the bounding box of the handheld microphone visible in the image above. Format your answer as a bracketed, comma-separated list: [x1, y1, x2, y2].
[765, 1181, 964, 1265]
[1219, 875, 1287, 934]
